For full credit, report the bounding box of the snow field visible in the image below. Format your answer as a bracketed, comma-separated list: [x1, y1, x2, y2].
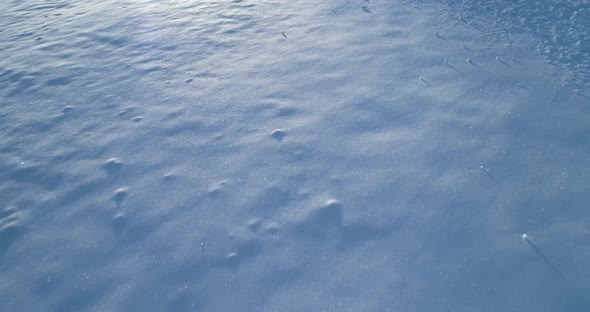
[0, 0, 589, 311]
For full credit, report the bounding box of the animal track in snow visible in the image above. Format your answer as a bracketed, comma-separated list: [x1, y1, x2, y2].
[102, 157, 123, 173]
[112, 187, 129, 206]
[271, 129, 286, 141]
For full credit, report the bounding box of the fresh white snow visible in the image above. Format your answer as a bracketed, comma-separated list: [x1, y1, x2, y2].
[1, 0, 589, 311]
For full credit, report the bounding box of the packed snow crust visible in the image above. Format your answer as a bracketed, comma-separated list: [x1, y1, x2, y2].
[1, 0, 589, 311]
[437, 0, 590, 88]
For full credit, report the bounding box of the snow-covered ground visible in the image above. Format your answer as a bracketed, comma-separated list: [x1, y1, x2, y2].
[1, 0, 589, 311]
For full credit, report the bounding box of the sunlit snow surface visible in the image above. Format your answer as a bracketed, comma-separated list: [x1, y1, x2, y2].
[438, 0, 590, 87]
[1, 0, 589, 311]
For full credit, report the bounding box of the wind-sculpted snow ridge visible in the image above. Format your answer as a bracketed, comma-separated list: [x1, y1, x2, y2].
[436, 0, 590, 88]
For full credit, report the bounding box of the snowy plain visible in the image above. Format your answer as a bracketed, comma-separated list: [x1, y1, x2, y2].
[1, 0, 589, 311]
